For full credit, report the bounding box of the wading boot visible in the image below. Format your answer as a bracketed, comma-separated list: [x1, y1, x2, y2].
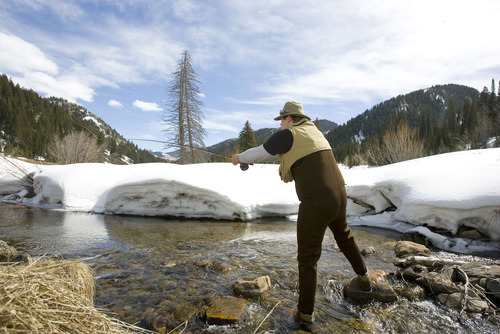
[293, 308, 314, 331]
[358, 272, 372, 292]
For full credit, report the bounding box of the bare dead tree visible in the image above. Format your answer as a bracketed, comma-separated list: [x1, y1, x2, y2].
[163, 50, 206, 164]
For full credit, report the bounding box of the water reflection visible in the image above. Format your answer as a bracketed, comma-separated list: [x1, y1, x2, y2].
[62, 212, 109, 243]
[0, 204, 121, 256]
[102, 214, 255, 246]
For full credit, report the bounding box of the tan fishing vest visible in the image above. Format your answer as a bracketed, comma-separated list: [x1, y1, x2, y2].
[278, 120, 332, 183]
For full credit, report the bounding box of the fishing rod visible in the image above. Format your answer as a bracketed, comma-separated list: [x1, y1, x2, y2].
[127, 138, 252, 171]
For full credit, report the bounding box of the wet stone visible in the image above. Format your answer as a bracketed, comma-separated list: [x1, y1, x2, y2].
[437, 293, 489, 313]
[196, 260, 235, 272]
[141, 312, 176, 332]
[343, 270, 398, 303]
[206, 296, 249, 325]
[395, 241, 431, 258]
[417, 272, 463, 295]
[171, 301, 199, 322]
[361, 247, 376, 256]
[211, 261, 235, 273]
[397, 265, 429, 282]
[393, 283, 428, 301]
[486, 278, 500, 298]
[457, 228, 483, 240]
[231, 275, 272, 299]
[162, 280, 178, 291]
[0, 240, 31, 264]
[0, 240, 18, 261]
[460, 262, 500, 281]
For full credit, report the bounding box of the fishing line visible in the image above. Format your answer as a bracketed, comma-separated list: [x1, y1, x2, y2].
[127, 138, 252, 170]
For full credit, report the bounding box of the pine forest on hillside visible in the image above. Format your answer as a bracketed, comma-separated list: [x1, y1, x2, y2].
[0, 75, 163, 164]
[326, 82, 500, 166]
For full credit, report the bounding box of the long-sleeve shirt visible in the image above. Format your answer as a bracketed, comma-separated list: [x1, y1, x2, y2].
[238, 129, 293, 163]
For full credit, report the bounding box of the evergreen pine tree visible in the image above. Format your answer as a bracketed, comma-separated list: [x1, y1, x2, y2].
[238, 120, 257, 152]
[313, 117, 322, 131]
[444, 98, 458, 149]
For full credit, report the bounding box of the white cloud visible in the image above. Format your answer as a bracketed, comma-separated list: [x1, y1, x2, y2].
[133, 100, 162, 112]
[6, 0, 85, 21]
[172, 0, 209, 23]
[224, 97, 273, 106]
[108, 99, 123, 108]
[0, 33, 100, 102]
[219, 0, 500, 111]
[12, 71, 95, 103]
[0, 32, 58, 75]
[202, 119, 238, 132]
[2, 0, 500, 147]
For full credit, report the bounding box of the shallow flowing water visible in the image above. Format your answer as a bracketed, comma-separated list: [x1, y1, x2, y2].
[1, 202, 499, 333]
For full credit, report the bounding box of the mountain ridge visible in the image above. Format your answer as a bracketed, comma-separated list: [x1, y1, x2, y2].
[2, 73, 494, 164]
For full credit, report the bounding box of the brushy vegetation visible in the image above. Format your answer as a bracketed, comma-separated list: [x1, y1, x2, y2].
[0, 257, 152, 334]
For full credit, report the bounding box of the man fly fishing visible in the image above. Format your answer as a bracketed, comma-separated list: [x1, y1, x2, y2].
[232, 101, 372, 325]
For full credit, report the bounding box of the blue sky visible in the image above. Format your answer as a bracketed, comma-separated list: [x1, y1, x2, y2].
[1, 0, 499, 152]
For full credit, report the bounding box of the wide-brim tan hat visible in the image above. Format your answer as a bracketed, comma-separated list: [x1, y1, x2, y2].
[274, 101, 311, 121]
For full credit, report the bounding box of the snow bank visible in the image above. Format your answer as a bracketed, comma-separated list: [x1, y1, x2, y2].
[1, 148, 500, 247]
[343, 149, 500, 240]
[8, 161, 298, 220]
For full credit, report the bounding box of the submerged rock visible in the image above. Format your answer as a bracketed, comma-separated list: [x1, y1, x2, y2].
[196, 259, 236, 273]
[206, 296, 249, 325]
[361, 247, 376, 256]
[393, 283, 428, 301]
[343, 270, 398, 303]
[231, 275, 272, 299]
[141, 312, 176, 332]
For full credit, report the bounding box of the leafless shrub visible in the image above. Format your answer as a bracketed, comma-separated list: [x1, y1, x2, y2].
[48, 132, 105, 164]
[363, 121, 426, 166]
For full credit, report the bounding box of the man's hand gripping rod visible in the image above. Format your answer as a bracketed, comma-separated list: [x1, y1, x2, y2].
[240, 163, 253, 171]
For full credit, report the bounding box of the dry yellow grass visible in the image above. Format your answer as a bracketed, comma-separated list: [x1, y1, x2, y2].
[0, 257, 151, 334]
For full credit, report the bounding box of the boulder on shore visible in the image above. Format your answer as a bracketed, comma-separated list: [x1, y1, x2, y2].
[395, 241, 431, 257]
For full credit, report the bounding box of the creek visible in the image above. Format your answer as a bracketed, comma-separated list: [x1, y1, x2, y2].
[0, 202, 498, 333]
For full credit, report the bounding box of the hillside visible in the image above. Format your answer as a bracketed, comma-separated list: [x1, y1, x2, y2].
[205, 82, 498, 165]
[0, 75, 164, 164]
[326, 84, 478, 146]
[325, 82, 499, 164]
